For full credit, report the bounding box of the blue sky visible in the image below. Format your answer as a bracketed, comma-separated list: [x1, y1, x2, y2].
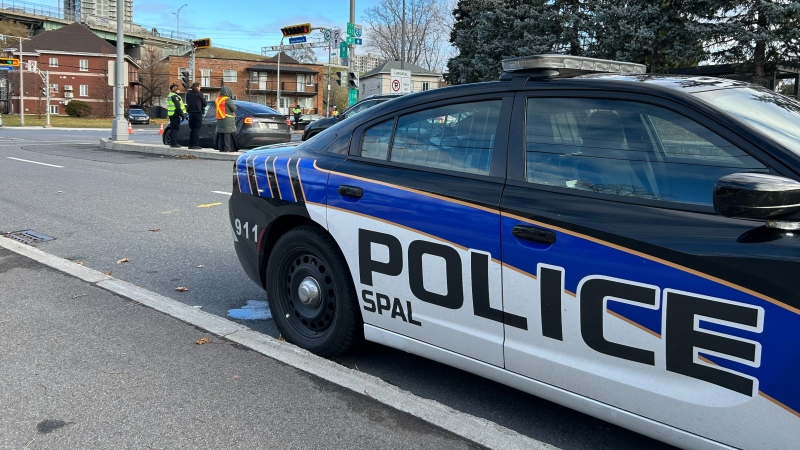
[47, 0, 380, 56]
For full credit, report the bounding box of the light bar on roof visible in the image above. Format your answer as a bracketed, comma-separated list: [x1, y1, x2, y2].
[502, 54, 647, 75]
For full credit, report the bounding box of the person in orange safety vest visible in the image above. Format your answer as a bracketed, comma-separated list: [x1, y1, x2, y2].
[215, 86, 237, 152]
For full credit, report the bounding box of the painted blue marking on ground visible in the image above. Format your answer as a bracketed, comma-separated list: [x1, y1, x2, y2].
[227, 300, 272, 320]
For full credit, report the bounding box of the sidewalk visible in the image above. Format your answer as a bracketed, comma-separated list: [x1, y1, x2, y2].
[99, 138, 241, 161]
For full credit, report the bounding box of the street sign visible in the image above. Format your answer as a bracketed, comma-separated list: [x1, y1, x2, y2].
[0, 66, 12, 71]
[333, 28, 341, 47]
[349, 88, 358, 106]
[346, 37, 355, 45]
[26, 60, 36, 71]
[347, 22, 362, 37]
[289, 36, 307, 44]
[339, 42, 348, 58]
[323, 29, 332, 41]
[354, 38, 363, 45]
[262, 42, 329, 53]
[390, 69, 411, 94]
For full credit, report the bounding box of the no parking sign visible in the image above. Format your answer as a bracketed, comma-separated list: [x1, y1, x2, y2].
[390, 69, 411, 94]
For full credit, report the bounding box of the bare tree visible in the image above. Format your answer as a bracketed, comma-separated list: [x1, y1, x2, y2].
[92, 70, 114, 117]
[286, 47, 318, 64]
[137, 46, 169, 107]
[362, 0, 454, 72]
[0, 20, 29, 50]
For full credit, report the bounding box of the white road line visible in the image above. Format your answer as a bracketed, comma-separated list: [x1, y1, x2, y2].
[211, 191, 232, 195]
[0, 235, 556, 450]
[6, 157, 63, 168]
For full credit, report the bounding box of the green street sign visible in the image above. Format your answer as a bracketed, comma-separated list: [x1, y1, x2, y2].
[349, 88, 358, 106]
[347, 22, 355, 36]
[339, 42, 348, 58]
[346, 37, 355, 45]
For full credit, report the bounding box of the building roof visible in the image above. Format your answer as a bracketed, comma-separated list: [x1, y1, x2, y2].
[21, 22, 116, 54]
[194, 47, 267, 62]
[265, 52, 301, 65]
[248, 64, 319, 74]
[361, 60, 440, 78]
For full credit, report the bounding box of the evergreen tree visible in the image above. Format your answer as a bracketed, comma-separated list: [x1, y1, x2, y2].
[697, 0, 800, 83]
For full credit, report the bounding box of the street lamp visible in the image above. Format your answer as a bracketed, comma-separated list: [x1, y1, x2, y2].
[173, 3, 188, 39]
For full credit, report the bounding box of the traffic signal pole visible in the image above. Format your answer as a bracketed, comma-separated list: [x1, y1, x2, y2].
[19, 37, 23, 125]
[276, 36, 285, 114]
[110, 2, 128, 141]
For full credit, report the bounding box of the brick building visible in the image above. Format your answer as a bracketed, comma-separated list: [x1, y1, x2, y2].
[5, 22, 139, 117]
[165, 49, 325, 115]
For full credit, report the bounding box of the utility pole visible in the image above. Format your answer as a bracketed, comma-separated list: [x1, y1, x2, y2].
[401, 0, 406, 70]
[110, 1, 128, 140]
[276, 36, 285, 113]
[19, 37, 23, 125]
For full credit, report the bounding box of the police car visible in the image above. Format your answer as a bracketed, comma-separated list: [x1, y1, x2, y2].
[229, 55, 800, 450]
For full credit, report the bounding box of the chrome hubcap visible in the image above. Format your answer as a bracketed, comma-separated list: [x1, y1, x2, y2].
[297, 276, 321, 308]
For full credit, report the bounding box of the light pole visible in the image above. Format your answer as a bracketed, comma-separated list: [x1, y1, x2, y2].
[173, 4, 188, 39]
[401, 0, 405, 70]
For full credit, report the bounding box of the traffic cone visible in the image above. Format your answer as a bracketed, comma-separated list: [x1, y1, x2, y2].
[158, 123, 164, 135]
[127, 121, 133, 134]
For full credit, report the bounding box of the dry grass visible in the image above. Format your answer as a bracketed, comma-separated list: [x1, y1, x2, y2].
[0, 114, 168, 128]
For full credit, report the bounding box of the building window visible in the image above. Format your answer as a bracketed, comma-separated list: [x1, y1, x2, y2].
[79, 59, 88, 71]
[203, 93, 210, 101]
[79, 85, 88, 96]
[422, 82, 430, 91]
[48, 57, 58, 68]
[250, 71, 259, 83]
[50, 83, 58, 94]
[305, 75, 314, 85]
[49, 104, 58, 114]
[178, 67, 189, 77]
[200, 69, 210, 87]
[299, 97, 313, 110]
[223, 70, 237, 83]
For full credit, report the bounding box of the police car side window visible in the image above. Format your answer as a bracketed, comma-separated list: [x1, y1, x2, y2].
[384, 100, 500, 175]
[360, 119, 394, 160]
[524, 98, 767, 206]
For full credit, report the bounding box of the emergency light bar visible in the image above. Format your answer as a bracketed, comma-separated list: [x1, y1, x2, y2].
[502, 54, 646, 76]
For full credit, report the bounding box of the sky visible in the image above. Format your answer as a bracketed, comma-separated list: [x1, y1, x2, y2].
[45, 0, 381, 57]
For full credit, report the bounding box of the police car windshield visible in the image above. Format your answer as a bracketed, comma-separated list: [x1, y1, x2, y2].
[693, 87, 800, 156]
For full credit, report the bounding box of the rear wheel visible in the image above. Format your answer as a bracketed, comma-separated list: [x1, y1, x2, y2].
[265, 226, 361, 357]
[162, 128, 169, 145]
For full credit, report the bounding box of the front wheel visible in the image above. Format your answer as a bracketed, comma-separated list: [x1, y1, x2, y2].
[265, 226, 361, 357]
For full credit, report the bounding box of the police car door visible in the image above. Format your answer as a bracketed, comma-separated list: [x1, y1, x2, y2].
[326, 94, 513, 366]
[499, 92, 799, 448]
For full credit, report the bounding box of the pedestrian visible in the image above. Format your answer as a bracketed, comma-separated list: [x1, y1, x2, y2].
[214, 86, 237, 152]
[292, 104, 302, 130]
[186, 82, 207, 149]
[166, 83, 187, 148]
[332, 105, 339, 118]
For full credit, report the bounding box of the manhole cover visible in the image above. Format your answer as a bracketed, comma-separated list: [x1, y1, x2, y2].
[1, 230, 55, 245]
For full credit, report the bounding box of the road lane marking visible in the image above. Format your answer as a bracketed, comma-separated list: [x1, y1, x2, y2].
[197, 202, 222, 208]
[0, 235, 556, 450]
[6, 157, 63, 168]
[211, 191, 232, 196]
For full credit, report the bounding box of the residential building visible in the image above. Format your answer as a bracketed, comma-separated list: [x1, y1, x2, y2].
[359, 61, 442, 97]
[5, 22, 139, 116]
[329, 52, 382, 73]
[64, 0, 133, 23]
[165, 49, 325, 115]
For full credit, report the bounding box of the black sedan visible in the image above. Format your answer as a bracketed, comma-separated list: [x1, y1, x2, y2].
[230, 54, 800, 450]
[301, 94, 403, 140]
[125, 108, 150, 124]
[162, 101, 291, 150]
[289, 114, 324, 130]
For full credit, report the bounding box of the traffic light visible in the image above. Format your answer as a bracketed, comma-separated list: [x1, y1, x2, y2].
[192, 38, 211, 49]
[0, 58, 19, 67]
[335, 71, 345, 87]
[41, 87, 47, 97]
[181, 71, 191, 90]
[281, 23, 311, 37]
[348, 71, 359, 88]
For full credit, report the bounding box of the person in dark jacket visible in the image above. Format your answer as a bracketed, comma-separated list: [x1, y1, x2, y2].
[185, 82, 207, 149]
[214, 86, 238, 152]
[166, 84, 187, 148]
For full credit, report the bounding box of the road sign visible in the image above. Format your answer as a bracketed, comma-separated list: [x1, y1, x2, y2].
[0, 66, 12, 71]
[355, 25, 362, 37]
[349, 87, 358, 106]
[339, 42, 348, 58]
[333, 28, 341, 47]
[289, 36, 307, 44]
[323, 29, 332, 41]
[354, 38, 363, 45]
[346, 37, 355, 45]
[390, 69, 411, 94]
[347, 22, 362, 37]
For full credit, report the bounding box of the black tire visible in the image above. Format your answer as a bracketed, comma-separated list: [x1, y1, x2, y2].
[265, 226, 361, 357]
[162, 128, 169, 145]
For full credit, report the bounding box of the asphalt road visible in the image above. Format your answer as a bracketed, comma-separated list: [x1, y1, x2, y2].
[0, 127, 675, 449]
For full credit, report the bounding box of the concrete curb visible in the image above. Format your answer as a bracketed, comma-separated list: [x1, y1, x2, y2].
[99, 138, 240, 161]
[0, 234, 556, 450]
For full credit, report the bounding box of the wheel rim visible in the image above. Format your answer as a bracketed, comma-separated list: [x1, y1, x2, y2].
[279, 248, 336, 336]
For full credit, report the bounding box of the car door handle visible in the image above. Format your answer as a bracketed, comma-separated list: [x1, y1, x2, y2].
[338, 185, 363, 198]
[512, 225, 556, 244]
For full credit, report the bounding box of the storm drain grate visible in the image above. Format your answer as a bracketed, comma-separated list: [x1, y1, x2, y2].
[1, 230, 55, 245]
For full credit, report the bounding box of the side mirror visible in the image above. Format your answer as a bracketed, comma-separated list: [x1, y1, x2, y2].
[714, 173, 800, 229]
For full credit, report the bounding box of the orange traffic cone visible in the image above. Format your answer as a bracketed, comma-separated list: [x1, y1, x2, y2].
[158, 123, 164, 135]
[127, 121, 133, 134]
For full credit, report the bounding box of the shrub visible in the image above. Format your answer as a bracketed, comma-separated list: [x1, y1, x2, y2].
[65, 100, 92, 117]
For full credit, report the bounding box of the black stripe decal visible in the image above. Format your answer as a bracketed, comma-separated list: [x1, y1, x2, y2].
[246, 155, 258, 195]
[266, 156, 280, 199]
[288, 158, 304, 204]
